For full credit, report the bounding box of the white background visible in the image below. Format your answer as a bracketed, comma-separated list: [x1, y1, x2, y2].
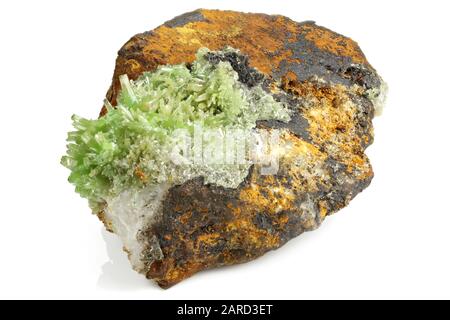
[0, 0, 449, 300]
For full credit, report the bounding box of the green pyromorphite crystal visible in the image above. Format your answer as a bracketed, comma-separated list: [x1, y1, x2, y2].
[61, 48, 290, 210]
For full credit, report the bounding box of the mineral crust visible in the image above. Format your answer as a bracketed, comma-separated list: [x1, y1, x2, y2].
[70, 9, 386, 288]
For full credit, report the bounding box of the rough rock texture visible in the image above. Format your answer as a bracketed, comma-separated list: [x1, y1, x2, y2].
[100, 9, 385, 288]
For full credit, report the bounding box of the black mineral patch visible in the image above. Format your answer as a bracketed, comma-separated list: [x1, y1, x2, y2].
[257, 90, 312, 142]
[164, 10, 207, 28]
[274, 28, 380, 90]
[205, 50, 264, 87]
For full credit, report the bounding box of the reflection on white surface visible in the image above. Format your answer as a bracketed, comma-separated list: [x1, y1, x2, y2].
[97, 228, 158, 291]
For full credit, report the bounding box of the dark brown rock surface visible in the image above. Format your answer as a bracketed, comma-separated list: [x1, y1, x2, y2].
[101, 9, 385, 288]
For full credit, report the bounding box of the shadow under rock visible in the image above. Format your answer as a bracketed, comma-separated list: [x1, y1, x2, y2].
[97, 228, 159, 291]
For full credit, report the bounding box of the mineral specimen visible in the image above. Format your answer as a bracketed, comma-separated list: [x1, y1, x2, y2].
[62, 9, 386, 288]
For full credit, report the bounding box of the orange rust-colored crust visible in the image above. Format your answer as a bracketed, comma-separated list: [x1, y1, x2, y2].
[147, 129, 373, 288]
[101, 9, 370, 115]
[99, 10, 380, 288]
[301, 24, 367, 65]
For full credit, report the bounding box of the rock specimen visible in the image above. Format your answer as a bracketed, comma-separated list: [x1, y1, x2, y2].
[62, 9, 386, 288]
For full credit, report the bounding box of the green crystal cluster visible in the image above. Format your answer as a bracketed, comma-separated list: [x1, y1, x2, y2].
[61, 48, 290, 210]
